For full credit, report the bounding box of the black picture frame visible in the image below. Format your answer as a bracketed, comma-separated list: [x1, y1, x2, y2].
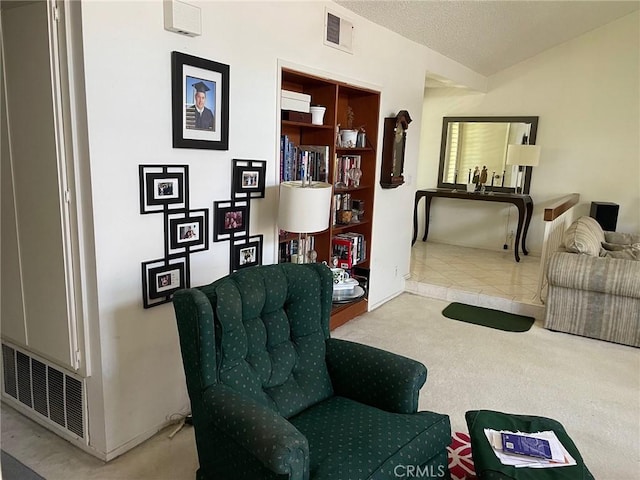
[171, 51, 230, 150]
[167, 208, 209, 254]
[232, 159, 266, 199]
[142, 256, 188, 308]
[139, 165, 188, 214]
[213, 200, 249, 242]
[230, 235, 263, 272]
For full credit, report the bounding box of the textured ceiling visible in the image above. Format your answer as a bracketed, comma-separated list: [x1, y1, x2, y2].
[336, 1, 640, 77]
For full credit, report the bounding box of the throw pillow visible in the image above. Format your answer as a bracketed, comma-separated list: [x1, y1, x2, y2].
[601, 246, 640, 261]
[604, 231, 640, 246]
[563, 216, 605, 256]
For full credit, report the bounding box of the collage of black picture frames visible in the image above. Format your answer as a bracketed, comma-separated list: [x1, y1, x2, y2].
[215, 159, 266, 273]
[138, 160, 267, 308]
[139, 164, 209, 308]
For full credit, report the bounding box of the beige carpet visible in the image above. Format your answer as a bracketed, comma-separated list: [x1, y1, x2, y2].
[333, 293, 640, 479]
[2, 293, 638, 479]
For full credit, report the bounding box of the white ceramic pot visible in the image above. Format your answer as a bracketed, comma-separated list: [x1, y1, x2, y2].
[310, 106, 326, 125]
[340, 129, 358, 148]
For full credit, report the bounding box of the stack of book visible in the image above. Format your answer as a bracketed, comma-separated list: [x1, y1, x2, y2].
[483, 429, 577, 468]
[332, 233, 366, 269]
[278, 236, 315, 264]
[335, 155, 361, 187]
[280, 137, 329, 183]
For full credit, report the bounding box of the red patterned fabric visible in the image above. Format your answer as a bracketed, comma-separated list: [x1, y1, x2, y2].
[448, 431, 476, 480]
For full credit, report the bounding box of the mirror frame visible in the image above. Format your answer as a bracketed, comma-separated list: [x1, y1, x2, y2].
[437, 116, 539, 194]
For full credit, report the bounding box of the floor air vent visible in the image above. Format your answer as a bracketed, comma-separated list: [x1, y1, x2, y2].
[2, 343, 86, 440]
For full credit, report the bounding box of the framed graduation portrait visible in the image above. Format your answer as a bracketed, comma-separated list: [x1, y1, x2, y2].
[172, 51, 229, 150]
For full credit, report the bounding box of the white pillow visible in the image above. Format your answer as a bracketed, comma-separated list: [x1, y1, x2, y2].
[563, 216, 605, 257]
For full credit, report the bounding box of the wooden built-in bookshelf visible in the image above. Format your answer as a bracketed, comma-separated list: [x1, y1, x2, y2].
[279, 68, 380, 329]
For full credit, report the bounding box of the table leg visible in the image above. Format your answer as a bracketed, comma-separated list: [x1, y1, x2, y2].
[422, 195, 433, 242]
[514, 201, 525, 262]
[521, 199, 534, 256]
[412, 193, 421, 245]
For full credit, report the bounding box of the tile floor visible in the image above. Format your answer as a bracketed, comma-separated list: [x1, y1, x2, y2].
[406, 241, 544, 318]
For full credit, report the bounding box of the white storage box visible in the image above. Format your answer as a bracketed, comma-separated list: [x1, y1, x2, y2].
[281, 90, 311, 113]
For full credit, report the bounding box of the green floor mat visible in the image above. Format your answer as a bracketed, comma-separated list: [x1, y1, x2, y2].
[442, 302, 535, 332]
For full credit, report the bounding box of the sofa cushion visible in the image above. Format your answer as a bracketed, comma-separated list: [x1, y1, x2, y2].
[601, 231, 640, 260]
[604, 231, 640, 246]
[290, 396, 451, 480]
[601, 245, 640, 261]
[563, 216, 605, 256]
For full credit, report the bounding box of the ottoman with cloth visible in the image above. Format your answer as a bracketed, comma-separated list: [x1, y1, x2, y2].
[465, 410, 593, 480]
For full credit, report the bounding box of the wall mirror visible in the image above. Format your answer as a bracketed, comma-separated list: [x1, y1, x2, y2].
[437, 116, 539, 194]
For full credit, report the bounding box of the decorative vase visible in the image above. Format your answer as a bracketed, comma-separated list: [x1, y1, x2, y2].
[340, 129, 358, 148]
[348, 167, 362, 187]
[310, 106, 326, 125]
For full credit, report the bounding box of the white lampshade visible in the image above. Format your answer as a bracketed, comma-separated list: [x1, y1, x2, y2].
[278, 181, 333, 233]
[506, 144, 541, 167]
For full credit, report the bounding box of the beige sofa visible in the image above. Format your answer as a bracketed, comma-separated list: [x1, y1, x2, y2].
[545, 216, 640, 347]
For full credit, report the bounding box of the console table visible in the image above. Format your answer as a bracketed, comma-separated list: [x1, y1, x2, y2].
[412, 189, 534, 262]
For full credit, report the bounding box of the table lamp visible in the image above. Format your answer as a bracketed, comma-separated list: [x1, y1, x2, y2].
[278, 180, 333, 263]
[506, 144, 541, 194]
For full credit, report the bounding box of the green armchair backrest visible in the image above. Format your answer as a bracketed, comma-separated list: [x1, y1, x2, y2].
[173, 263, 335, 418]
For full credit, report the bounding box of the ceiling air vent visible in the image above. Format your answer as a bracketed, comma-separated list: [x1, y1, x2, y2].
[2, 342, 87, 442]
[324, 8, 354, 54]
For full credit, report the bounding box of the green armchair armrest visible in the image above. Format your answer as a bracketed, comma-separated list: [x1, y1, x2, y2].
[202, 384, 309, 480]
[325, 338, 427, 414]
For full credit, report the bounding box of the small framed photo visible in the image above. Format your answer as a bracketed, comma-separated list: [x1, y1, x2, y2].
[232, 159, 266, 199]
[213, 200, 249, 242]
[230, 235, 263, 272]
[142, 257, 188, 308]
[168, 209, 209, 254]
[171, 51, 229, 150]
[139, 165, 188, 214]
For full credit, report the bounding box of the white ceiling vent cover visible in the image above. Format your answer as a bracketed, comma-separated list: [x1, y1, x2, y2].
[324, 8, 354, 54]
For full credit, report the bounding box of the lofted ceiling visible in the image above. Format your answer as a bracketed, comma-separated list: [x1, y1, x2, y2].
[336, 1, 640, 77]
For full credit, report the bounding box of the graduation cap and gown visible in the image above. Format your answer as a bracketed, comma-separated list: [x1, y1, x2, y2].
[186, 81, 214, 131]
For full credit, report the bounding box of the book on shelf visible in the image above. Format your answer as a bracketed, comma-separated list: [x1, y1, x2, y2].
[332, 233, 366, 269]
[299, 145, 329, 183]
[334, 155, 361, 188]
[279, 235, 315, 264]
[332, 236, 353, 269]
[279, 136, 329, 183]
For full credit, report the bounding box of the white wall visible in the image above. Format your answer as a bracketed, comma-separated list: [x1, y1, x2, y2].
[78, 0, 485, 457]
[417, 11, 640, 254]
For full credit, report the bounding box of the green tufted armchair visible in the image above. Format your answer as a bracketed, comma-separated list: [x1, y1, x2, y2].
[172, 263, 451, 480]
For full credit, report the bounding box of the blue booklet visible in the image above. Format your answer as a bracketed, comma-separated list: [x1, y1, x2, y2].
[501, 433, 552, 459]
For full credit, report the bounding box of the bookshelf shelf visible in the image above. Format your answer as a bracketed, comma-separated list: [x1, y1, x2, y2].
[334, 185, 372, 193]
[332, 220, 371, 233]
[336, 147, 373, 154]
[282, 120, 334, 130]
[279, 67, 380, 328]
